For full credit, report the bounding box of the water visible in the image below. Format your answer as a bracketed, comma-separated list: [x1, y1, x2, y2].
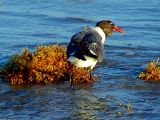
[0, 0, 160, 119]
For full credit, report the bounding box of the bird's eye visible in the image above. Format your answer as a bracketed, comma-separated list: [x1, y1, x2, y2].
[109, 22, 115, 28]
[110, 22, 114, 26]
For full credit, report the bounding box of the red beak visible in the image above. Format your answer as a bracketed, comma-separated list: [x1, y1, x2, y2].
[112, 26, 124, 33]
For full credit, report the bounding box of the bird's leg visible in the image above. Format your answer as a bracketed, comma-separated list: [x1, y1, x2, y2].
[89, 66, 92, 80]
[89, 67, 93, 87]
[69, 73, 74, 88]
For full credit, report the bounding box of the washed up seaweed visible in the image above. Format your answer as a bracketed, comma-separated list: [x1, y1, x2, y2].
[139, 58, 160, 81]
[0, 45, 95, 86]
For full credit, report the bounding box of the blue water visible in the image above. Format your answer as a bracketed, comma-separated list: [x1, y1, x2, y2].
[0, 0, 160, 119]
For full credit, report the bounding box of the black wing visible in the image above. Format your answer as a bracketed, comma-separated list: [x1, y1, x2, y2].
[67, 30, 104, 62]
[67, 31, 86, 60]
[82, 32, 104, 62]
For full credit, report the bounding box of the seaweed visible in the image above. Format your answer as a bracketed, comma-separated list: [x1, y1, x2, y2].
[0, 45, 95, 86]
[139, 58, 160, 81]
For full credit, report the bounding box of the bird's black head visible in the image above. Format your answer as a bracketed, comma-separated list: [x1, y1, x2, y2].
[95, 20, 124, 37]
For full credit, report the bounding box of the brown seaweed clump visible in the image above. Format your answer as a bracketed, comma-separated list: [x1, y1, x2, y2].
[139, 59, 160, 81]
[0, 45, 95, 86]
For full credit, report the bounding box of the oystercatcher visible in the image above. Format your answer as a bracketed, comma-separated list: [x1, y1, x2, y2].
[67, 20, 124, 82]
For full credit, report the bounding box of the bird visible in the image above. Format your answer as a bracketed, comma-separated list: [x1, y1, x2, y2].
[67, 20, 124, 84]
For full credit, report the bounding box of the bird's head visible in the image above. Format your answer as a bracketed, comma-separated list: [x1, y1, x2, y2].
[95, 20, 124, 37]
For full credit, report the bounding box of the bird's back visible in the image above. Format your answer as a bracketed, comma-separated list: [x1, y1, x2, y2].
[67, 27, 104, 62]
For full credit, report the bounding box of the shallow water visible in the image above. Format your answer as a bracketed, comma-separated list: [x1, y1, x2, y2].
[0, 0, 160, 119]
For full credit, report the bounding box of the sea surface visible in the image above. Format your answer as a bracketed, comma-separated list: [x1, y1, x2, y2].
[0, 0, 160, 119]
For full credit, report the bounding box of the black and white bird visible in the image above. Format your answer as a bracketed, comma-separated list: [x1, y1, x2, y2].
[67, 20, 124, 79]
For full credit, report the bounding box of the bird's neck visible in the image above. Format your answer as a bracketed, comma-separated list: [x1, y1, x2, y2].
[93, 27, 106, 44]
